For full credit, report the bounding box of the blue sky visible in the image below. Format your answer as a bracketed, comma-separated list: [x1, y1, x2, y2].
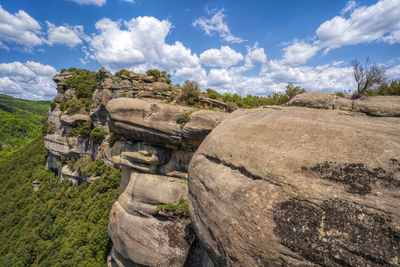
[0, 0, 399, 100]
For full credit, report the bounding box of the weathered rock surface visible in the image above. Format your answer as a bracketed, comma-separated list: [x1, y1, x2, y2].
[189, 106, 400, 266]
[61, 114, 91, 126]
[288, 92, 400, 116]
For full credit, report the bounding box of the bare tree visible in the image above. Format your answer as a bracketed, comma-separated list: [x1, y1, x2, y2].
[352, 58, 385, 96]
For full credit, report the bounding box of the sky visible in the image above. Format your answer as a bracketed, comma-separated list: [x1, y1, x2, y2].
[0, 0, 400, 100]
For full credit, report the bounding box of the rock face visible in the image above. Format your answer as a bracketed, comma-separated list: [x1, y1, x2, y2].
[288, 92, 400, 116]
[46, 68, 228, 266]
[189, 106, 400, 266]
[107, 99, 225, 266]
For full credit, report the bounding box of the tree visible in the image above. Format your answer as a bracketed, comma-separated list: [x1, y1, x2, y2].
[352, 58, 385, 97]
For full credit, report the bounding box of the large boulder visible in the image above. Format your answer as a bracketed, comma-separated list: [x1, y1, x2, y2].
[189, 106, 400, 266]
[288, 92, 400, 117]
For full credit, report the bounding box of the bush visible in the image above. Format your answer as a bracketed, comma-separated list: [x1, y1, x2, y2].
[335, 92, 345, 97]
[156, 197, 189, 217]
[365, 79, 400, 96]
[69, 121, 92, 137]
[60, 98, 89, 115]
[90, 128, 106, 144]
[179, 80, 201, 105]
[115, 69, 131, 78]
[176, 110, 196, 125]
[146, 69, 171, 83]
[65, 68, 99, 99]
[108, 132, 122, 147]
[206, 88, 223, 100]
[50, 102, 57, 111]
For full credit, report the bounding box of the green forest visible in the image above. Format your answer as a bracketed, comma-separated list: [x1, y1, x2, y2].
[0, 136, 120, 266]
[0, 94, 49, 161]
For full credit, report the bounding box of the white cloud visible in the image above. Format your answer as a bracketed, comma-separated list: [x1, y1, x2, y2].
[88, 16, 203, 81]
[206, 68, 233, 87]
[46, 22, 85, 47]
[0, 5, 43, 47]
[199, 46, 243, 68]
[316, 0, 400, 49]
[281, 42, 319, 65]
[0, 61, 57, 100]
[231, 43, 267, 74]
[193, 9, 244, 43]
[70, 0, 106, 6]
[341, 0, 357, 16]
[386, 64, 400, 80]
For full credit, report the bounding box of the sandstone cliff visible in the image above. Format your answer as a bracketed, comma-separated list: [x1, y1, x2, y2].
[45, 68, 225, 266]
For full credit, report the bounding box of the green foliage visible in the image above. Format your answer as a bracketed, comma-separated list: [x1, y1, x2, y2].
[41, 116, 56, 135]
[115, 69, 131, 78]
[146, 69, 172, 83]
[179, 80, 201, 105]
[90, 128, 106, 144]
[0, 94, 49, 161]
[72, 157, 111, 178]
[205, 88, 223, 100]
[156, 197, 189, 217]
[0, 136, 120, 266]
[68, 121, 92, 137]
[335, 92, 345, 97]
[176, 110, 196, 125]
[214, 83, 307, 109]
[65, 68, 99, 99]
[365, 79, 400, 96]
[50, 101, 57, 111]
[108, 132, 122, 147]
[60, 98, 90, 115]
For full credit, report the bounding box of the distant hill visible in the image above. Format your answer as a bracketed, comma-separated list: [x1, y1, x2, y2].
[0, 94, 50, 161]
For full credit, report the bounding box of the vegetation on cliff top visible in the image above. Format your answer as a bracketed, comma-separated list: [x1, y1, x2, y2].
[0, 94, 49, 161]
[0, 136, 120, 266]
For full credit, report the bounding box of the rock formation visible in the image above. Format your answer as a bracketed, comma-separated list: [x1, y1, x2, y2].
[189, 94, 400, 266]
[45, 68, 225, 266]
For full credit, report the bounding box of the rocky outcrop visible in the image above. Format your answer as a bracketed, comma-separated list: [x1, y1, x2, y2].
[288, 92, 400, 116]
[107, 99, 225, 266]
[46, 68, 228, 266]
[189, 106, 400, 266]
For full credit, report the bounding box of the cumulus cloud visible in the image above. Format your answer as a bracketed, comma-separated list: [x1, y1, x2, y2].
[87, 16, 204, 81]
[282, 42, 319, 65]
[46, 22, 85, 47]
[0, 5, 43, 47]
[0, 61, 57, 100]
[70, 0, 106, 6]
[199, 46, 243, 68]
[193, 9, 244, 43]
[316, 0, 400, 50]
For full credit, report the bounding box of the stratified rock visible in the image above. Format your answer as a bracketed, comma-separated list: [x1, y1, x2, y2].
[91, 89, 113, 131]
[107, 98, 227, 148]
[354, 96, 400, 116]
[61, 114, 91, 126]
[107, 98, 194, 146]
[182, 110, 226, 141]
[288, 92, 400, 117]
[189, 106, 400, 266]
[287, 92, 336, 109]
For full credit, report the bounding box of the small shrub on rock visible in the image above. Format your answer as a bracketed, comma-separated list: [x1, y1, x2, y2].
[156, 197, 189, 217]
[179, 80, 201, 105]
[90, 128, 106, 144]
[68, 121, 92, 137]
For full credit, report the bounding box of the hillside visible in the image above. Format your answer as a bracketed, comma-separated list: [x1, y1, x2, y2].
[0, 136, 120, 266]
[0, 94, 50, 161]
